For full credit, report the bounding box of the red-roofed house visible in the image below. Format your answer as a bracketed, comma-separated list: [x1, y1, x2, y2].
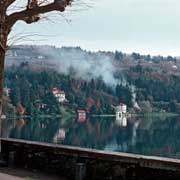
[77, 109, 86, 122]
[16, 104, 25, 115]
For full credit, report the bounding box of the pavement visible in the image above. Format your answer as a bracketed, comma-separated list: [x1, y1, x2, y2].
[0, 166, 67, 180]
[0, 172, 25, 180]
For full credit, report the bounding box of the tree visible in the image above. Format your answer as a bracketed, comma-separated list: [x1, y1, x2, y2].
[115, 51, 123, 61]
[0, 0, 73, 116]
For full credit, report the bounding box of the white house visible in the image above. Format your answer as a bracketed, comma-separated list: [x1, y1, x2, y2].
[115, 103, 127, 127]
[52, 87, 66, 103]
[77, 109, 86, 122]
[52, 87, 59, 95]
[116, 103, 127, 114]
[56, 91, 66, 103]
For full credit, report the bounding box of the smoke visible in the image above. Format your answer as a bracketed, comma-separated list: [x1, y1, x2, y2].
[130, 85, 141, 110]
[116, 75, 140, 109]
[37, 46, 117, 86]
[36, 46, 139, 107]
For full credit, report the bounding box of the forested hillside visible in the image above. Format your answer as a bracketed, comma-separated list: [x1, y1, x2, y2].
[3, 45, 180, 116]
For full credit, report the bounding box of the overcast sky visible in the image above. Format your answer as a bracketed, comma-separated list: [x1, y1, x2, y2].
[11, 0, 180, 56]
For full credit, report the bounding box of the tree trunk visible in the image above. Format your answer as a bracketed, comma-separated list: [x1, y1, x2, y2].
[0, 46, 5, 138]
[0, 14, 8, 139]
[0, 47, 5, 117]
[0, 1, 10, 138]
[0, 31, 7, 154]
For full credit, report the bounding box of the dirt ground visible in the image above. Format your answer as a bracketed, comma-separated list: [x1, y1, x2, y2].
[0, 166, 67, 180]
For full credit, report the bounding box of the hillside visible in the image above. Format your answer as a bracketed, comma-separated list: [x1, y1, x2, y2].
[3, 45, 180, 116]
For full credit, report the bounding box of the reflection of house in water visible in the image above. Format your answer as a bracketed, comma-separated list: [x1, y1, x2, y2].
[54, 128, 66, 143]
[17, 119, 25, 128]
[52, 87, 66, 103]
[115, 116, 127, 127]
[77, 109, 86, 122]
[115, 103, 127, 127]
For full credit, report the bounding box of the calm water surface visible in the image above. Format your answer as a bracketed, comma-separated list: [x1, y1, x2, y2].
[2, 115, 180, 159]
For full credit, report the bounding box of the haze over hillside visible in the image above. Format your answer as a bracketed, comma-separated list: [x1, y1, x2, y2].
[4, 45, 180, 116]
[6, 45, 180, 78]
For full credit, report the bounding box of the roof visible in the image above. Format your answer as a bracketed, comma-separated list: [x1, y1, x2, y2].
[119, 103, 127, 106]
[52, 87, 58, 91]
[59, 91, 65, 94]
[77, 109, 86, 113]
[52, 87, 65, 94]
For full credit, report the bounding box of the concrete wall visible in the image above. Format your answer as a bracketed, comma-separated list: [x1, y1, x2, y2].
[1, 138, 180, 180]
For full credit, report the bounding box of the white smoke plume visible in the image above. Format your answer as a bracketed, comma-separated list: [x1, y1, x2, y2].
[37, 46, 140, 107]
[14, 45, 140, 108]
[130, 85, 141, 110]
[37, 46, 117, 86]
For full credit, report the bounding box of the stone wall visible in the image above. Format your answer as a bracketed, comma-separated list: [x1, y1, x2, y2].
[1, 138, 180, 180]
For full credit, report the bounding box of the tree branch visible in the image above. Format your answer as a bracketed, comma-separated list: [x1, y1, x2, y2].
[6, 0, 72, 27]
[2, 0, 16, 8]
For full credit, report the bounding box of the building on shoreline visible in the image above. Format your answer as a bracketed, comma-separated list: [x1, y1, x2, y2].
[77, 109, 86, 122]
[115, 103, 127, 127]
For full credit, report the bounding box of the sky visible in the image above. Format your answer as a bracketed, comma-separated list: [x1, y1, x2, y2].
[10, 0, 180, 56]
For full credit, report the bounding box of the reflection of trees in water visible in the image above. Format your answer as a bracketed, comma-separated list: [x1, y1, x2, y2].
[132, 116, 180, 158]
[9, 116, 61, 143]
[1, 118, 16, 138]
[64, 118, 111, 149]
[63, 116, 180, 158]
[5, 115, 180, 158]
[64, 117, 133, 150]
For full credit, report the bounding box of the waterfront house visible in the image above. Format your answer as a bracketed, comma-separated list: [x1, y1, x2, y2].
[116, 103, 127, 113]
[115, 103, 127, 127]
[77, 109, 86, 122]
[16, 104, 25, 115]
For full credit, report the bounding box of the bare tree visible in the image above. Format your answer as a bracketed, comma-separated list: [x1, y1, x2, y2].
[0, 0, 73, 116]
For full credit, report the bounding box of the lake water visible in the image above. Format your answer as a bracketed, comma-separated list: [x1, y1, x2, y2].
[2, 114, 180, 159]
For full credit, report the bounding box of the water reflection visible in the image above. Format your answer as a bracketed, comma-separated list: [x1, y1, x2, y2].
[2, 114, 180, 159]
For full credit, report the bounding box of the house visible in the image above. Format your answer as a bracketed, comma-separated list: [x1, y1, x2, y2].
[77, 109, 86, 122]
[52, 87, 66, 103]
[116, 103, 127, 114]
[35, 100, 47, 110]
[3, 87, 10, 97]
[52, 87, 59, 95]
[16, 104, 25, 115]
[115, 103, 127, 121]
[56, 91, 66, 103]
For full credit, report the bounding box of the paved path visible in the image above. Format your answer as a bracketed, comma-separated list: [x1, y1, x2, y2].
[0, 172, 24, 180]
[0, 167, 66, 180]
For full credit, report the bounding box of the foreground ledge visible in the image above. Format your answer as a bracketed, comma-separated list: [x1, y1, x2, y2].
[1, 138, 180, 179]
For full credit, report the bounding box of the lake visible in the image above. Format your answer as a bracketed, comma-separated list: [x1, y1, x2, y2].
[2, 114, 180, 159]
